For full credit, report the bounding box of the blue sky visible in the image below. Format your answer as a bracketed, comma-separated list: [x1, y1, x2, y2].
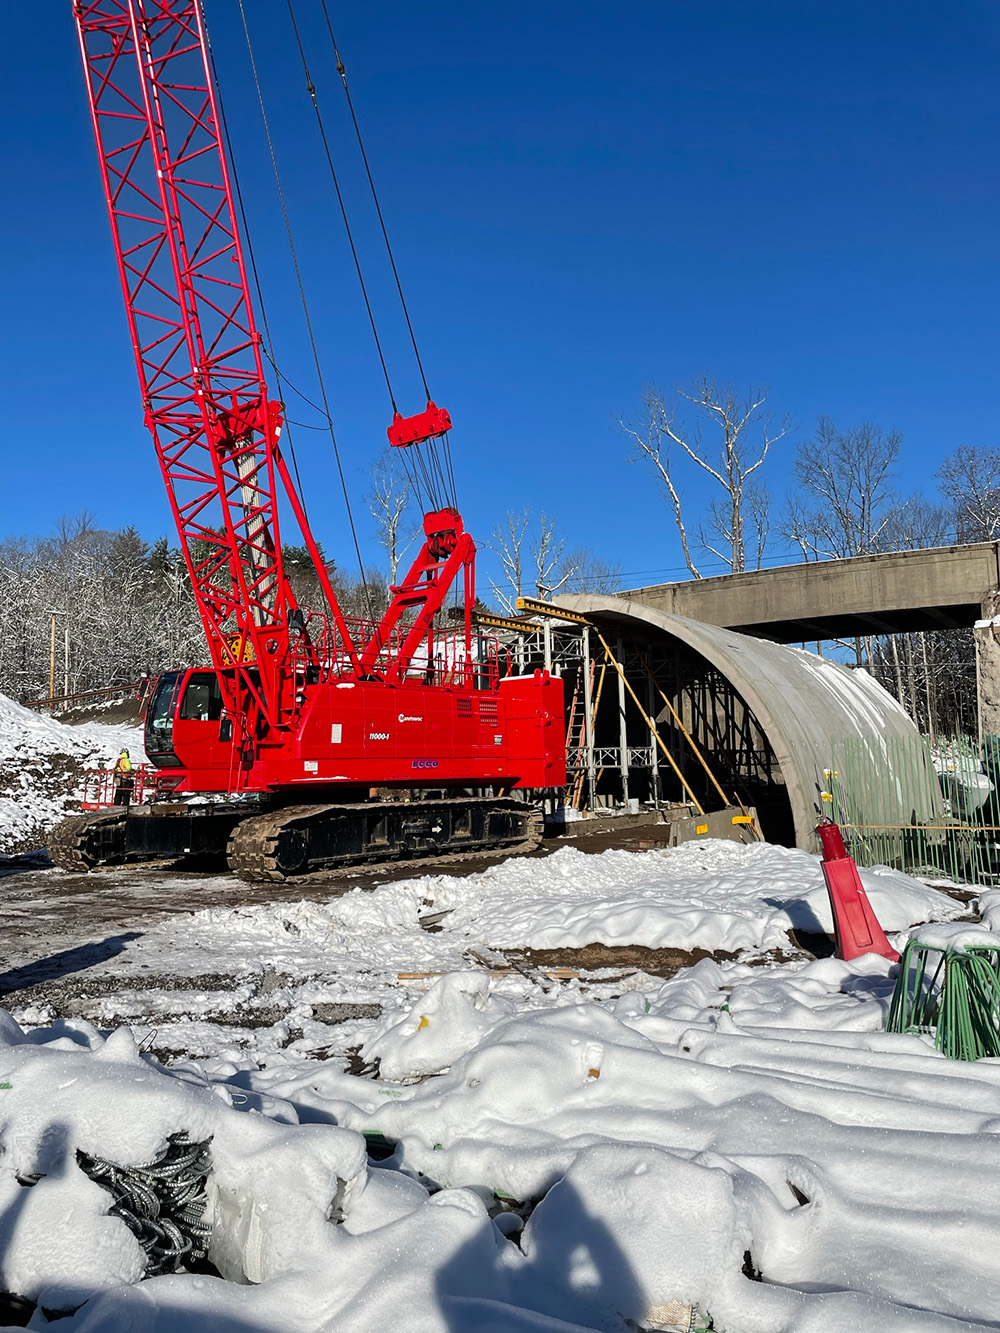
[2, 1, 998, 591]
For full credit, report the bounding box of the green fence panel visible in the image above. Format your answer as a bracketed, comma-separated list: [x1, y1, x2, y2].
[829, 734, 1000, 885]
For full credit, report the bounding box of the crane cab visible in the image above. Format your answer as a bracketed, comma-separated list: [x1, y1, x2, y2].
[145, 668, 234, 788]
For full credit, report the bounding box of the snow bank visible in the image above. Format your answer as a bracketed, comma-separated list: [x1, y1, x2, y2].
[12, 957, 1000, 1330]
[0, 692, 144, 852]
[1, 827, 996, 1329]
[8, 838, 964, 1074]
[89, 841, 962, 995]
[426, 839, 960, 954]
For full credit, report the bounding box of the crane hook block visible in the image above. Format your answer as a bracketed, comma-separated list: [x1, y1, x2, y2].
[387, 400, 453, 448]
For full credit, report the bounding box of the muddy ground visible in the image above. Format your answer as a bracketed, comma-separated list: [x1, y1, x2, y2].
[0, 820, 679, 1003]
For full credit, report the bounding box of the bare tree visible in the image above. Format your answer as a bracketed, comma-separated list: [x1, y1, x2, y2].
[488, 510, 621, 610]
[560, 548, 624, 595]
[489, 508, 531, 614]
[937, 445, 1000, 543]
[864, 497, 963, 730]
[618, 388, 700, 577]
[787, 418, 901, 561]
[879, 496, 951, 553]
[54, 510, 98, 551]
[366, 451, 412, 583]
[619, 377, 790, 577]
[530, 512, 574, 598]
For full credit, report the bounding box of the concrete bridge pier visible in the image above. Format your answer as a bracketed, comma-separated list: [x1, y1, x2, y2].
[976, 589, 1000, 741]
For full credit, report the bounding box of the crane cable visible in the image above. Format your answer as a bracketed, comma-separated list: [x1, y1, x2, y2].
[234, 0, 373, 610]
[288, 0, 457, 513]
[203, 15, 308, 506]
[319, 5, 459, 509]
[285, 0, 398, 414]
[319, 1, 430, 403]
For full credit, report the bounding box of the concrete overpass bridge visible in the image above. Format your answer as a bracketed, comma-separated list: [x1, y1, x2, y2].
[624, 542, 1000, 643]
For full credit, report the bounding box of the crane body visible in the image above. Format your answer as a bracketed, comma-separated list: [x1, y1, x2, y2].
[52, 0, 564, 878]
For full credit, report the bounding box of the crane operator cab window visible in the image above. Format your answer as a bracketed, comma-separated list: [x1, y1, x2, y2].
[179, 672, 224, 722]
[145, 669, 183, 766]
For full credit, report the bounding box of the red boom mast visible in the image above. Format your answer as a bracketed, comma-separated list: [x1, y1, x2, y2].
[75, 0, 333, 733]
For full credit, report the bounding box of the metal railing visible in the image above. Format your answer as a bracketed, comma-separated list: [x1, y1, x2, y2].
[22, 680, 148, 714]
[80, 765, 168, 810]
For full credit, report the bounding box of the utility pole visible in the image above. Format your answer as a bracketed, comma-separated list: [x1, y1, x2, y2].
[48, 612, 57, 708]
[64, 625, 71, 700]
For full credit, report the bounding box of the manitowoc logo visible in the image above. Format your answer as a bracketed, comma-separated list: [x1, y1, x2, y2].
[412, 759, 439, 770]
[398, 713, 422, 723]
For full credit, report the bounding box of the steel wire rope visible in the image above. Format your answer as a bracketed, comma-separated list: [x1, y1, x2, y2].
[319, 4, 457, 507]
[320, 2, 429, 401]
[234, 0, 374, 613]
[205, 7, 345, 656]
[285, 0, 397, 414]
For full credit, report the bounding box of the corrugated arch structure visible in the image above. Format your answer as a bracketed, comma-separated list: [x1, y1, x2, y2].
[558, 594, 941, 851]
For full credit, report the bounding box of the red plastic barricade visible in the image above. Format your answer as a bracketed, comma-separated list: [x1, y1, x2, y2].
[816, 819, 900, 963]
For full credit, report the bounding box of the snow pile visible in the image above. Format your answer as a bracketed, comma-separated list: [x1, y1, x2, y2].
[363, 970, 518, 1081]
[910, 921, 1000, 952]
[10, 840, 965, 1068]
[0, 834, 996, 1329]
[247, 958, 1000, 1330]
[430, 839, 959, 953]
[100, 840, 962, 978]
[0, 692, 144, 853]
[10, 950, 1000, 1329]
[975, 888, 1000, 934]
[0, 1013, 364, 1313]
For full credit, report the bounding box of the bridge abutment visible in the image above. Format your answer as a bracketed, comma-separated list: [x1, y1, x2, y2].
[976, 589, 1000, 740]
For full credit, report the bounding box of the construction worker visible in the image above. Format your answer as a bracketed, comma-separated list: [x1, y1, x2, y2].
[113, 748, 134, 806]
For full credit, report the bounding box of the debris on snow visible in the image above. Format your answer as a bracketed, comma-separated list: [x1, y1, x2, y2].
[6, 936, 1000, 1328]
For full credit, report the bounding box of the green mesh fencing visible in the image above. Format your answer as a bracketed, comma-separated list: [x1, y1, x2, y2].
[827, 734, 1000, 885]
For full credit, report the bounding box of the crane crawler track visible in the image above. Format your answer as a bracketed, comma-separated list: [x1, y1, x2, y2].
[48, 810, 127, 872]
[226, 798, 543, 883]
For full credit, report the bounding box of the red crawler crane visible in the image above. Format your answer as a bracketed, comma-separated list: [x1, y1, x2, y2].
[51, 0, 565, 879]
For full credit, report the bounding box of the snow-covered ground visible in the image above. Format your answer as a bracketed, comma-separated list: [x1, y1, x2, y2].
[3, 836, 997, 1330]
[0, 693, 144, 853]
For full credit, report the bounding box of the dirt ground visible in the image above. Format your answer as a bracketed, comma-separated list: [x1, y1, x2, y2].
[513, 942, 740, 978]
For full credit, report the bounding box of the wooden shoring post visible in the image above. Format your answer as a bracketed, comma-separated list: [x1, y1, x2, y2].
[637, 649, 730, 808]
[596, 633, 704, 814]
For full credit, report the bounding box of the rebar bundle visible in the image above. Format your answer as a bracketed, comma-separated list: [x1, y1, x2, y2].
[76, 1132, 213, 1275]
[886, 938, 1000, 1060]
